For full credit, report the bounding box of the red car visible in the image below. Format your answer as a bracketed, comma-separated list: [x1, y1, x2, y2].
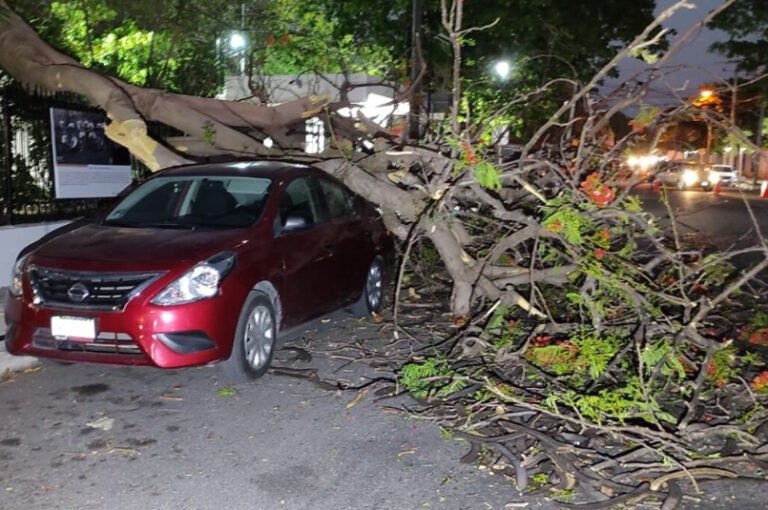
[5, 161, 392, 380]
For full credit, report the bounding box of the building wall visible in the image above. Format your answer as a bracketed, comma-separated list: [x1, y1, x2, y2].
[0, 221, 70, 287]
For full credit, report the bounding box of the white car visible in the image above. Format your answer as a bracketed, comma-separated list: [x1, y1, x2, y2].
[706, 164, 737, 188]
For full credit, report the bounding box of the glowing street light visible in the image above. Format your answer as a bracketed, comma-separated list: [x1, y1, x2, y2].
[494, 60, 511, 80]
[230, 32, 247, 50]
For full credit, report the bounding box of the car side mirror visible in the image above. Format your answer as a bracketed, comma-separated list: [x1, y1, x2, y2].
[283, 214, 309, 231]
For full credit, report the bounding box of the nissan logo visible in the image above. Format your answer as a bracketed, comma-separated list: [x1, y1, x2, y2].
[67, 282, 90, 302]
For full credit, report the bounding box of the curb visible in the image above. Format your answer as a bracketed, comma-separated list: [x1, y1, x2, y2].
[0, 341, 41, 376]
[0, 289, 41, 376]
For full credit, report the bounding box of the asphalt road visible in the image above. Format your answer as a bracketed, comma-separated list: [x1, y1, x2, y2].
[633, 185, 768, 243]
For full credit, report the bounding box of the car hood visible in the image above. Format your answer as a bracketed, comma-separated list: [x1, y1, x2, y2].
[28, 223, 249, 271]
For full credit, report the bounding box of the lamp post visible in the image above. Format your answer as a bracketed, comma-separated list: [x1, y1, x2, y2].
[694, 86, 719, 165]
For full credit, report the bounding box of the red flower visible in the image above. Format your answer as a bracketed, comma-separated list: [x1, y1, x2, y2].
[594, 248, 607, 260]
[600, 229, 610, 240]
[547, 220, 563, 233]
[749, 328, 768, 346]
[462, 142, 478, 165]
[752, 371, 768, 393]
[580, 174, 616, 208]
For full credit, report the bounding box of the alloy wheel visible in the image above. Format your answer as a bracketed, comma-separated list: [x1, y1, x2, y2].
[243, 305, 274, 370]
[366, 261, 383, 312]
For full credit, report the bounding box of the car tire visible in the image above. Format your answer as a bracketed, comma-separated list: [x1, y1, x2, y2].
[220, 292, 277, 382]
[350, 256, 385, 318]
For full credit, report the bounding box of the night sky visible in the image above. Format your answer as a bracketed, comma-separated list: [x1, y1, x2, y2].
[611, 0, 734, 102]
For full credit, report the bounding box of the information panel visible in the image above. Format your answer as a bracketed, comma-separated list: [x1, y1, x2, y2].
[50, 108, 132, 199]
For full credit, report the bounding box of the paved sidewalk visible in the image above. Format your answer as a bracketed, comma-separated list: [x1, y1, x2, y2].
[0, 288, 40, 375]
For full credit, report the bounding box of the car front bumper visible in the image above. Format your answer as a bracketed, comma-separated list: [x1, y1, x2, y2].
[4, 293, 239, 368]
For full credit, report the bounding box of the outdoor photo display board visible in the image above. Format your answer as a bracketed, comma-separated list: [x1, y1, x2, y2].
[50, 107, 132, 198]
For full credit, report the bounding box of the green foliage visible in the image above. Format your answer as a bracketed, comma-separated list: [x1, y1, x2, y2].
[542, 204, 590, 245]
[640, 341, 686, 381]
[201, 121, 216, 145]
[698, 254, 736, 288]
[629, 104, 661, 131]
[525, 329, 622, 380]
[217, 386, 237, 397]
[621, 195, 643, 213]
[572, 330, 621, 380]
[708, 345, 738, 386]
[487, 305, 511, 331]
[400, 357, 466, 400]
[710, 0, 768, 76]
[474, 161, 502, 190]
[547, 377, 675, 426]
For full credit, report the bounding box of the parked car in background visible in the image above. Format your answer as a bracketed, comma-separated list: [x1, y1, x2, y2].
[655, 162, 713, 190]
[706, 164, 737, 188]
[5, 161, 393, 381]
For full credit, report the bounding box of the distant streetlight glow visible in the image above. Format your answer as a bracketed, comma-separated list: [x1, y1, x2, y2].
[230, 32, 247, 50]
[494, 60, 511, 80]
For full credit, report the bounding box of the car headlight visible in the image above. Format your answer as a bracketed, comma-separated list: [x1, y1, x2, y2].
[151, 252, 235, 306]
[9, 256, 26, 298]
[682, 169, 699, 187]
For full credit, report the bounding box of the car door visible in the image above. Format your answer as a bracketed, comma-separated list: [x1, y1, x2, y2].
[315, 176, 374, 306]
[271, 176, 338, 325]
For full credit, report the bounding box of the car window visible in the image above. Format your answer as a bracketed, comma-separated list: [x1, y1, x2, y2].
[318, 178, 356, 219]
[279, 177, 320, 228]
[104, 175, 272, 229]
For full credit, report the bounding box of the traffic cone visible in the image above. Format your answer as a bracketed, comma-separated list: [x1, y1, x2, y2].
[761, 181, 768, 198]
[712, 180, 721, 195]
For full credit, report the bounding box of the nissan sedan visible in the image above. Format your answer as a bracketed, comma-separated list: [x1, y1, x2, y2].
[5, 161, 392, 380]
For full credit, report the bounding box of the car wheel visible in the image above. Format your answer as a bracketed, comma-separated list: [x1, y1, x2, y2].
[220, 293, 277, 382]
[350, 256, 384, 317]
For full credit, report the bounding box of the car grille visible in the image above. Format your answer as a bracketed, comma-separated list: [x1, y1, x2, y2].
[32, 328, 143, 356]
[28, 266, 163, 311]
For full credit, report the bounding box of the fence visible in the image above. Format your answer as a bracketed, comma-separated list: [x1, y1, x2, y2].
[0, 84, 153, 226]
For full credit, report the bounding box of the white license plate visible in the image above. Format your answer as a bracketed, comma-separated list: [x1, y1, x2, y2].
[51, 316, 96, 340]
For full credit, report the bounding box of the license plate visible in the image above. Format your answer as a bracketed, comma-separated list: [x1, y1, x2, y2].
[51, 316, 96, 341]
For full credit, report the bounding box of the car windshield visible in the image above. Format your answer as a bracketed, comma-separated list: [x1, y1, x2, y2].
[103, 175, 272, 229]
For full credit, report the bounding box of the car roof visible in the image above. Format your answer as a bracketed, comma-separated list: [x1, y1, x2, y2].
[156, 160, 314, 179]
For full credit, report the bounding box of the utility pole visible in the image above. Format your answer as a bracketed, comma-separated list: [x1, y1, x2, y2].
[755, 101, 765, 186]
[406, 0, 423, 142]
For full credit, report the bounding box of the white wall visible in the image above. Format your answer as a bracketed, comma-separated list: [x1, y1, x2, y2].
[0, 222, 70, 287]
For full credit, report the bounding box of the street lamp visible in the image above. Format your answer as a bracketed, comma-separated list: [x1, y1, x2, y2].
[494, 60, 511, 81]
[229, 32, 247, 50]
